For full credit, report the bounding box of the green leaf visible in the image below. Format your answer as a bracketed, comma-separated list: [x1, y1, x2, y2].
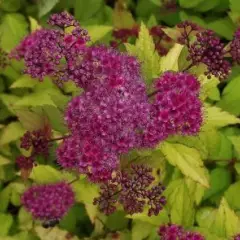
[0, 13, 28, 52]
[208, 17, 235, 40]
[203, 104, 240, 130]
[75, 0, 103, 22]
[38, 0, 59, 17]
[200, 75, 220, 101]
[18, 207, 33, 231]
[160, 142, 209, 187]
[230, 0, 240, 12]
[227, 136, 240, 157]
[14, 107, 49, 131]
[0, 213, 13, 236]
[185, 178, 205, 205]
[0, 122, 24, 146]
[160, 43, 184, 72]
[15, 89, 58, 107]
[59, 206, 78, 233]
[106, 211, 128, 231]
[29, 165, 62, 184]
[165, 179, 195, 227]
[34, 226, 79, 240]
[179, 0, 204, 8]
[0, 155, 10, 166]
[86, 25, 113, 44]
[126, 208, 169, 226]
[196, 207, 216, 229]
[0, 94, 21, 113]
[0, 0, 21, 12]
[195, 0, 220, 12]
[10, 75, 37, 89]
[125, 22, 161, 83]
[28, 17, 41, 33]
[225, 181, 240, 210]
[204, 168, 231, 200]
[217, 75, 240, 115]
[72, 178, 99, 204]
[212, 198, 240, 237]
[0, 186, 11, 212]
[132, 220, 153, 240]
[42, 105, 68, 134]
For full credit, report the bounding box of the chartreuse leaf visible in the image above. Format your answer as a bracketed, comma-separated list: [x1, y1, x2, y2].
[132, 220, 153, 240]
[35, 226, 79, 240]
[126, 209, 169, 226]
[10, 75, 37, 89]
[0, 213, 13, 236]
[0, 13, 28, 52]
[200, 130, 233, 161]
[125, 23, 161, 84]
[164, 178, 195, 227]
[203, 104, 240, 130]
[160, 142, 209, 187]
[72, 178, 99, 204]
[199, 75, 220, 101]
[185, 178, 205, 205]
[28, 17, 41, 33]
[15, 89, 57, 107]
[0, 122, 25, 146]
[225, 181, 240, 210]
[14, 107, 49, 131]
[0, 186, 11, 212]
[192, 227, 225, 240]
[86, 25, 113, 44]
[18, 207, 33, 231]
[0, 94, 21, 113]
[227, 136, 240, 157]
[0, 155, 11, 166]
[38, 0, 59, 17]
[197, 198, 240, 238]
[160, 43, 184, 72]
[217, 75, 240, 115]
[29, 165, 63, 184]
[204, 168, 231, 200]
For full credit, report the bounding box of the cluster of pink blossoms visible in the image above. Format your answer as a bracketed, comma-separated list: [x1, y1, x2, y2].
[158, 224, 205, 240]
[11, 12, 205, 224]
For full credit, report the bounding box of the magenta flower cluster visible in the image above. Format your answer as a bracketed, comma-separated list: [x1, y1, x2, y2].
[234, 234, 240, 240]
[10, 12, 90, 85]
[158, 224, 205, 240]
[142, 71, 202, 147]
[93, 164, 166, 216]
[21, 182, 74, 221]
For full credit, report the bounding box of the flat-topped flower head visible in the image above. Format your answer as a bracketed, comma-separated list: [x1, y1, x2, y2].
[158, 224, 184, 240]
[141, 71, 202, 148]
[57, 135, 119, 182]
[21, 182, 74, 221]
[65, 77, 150, 154]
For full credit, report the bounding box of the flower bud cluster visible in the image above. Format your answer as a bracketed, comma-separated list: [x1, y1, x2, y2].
[93, 164, 166, 216]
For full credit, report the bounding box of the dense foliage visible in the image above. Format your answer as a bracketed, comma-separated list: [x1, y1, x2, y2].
[1, 1, 240, 240]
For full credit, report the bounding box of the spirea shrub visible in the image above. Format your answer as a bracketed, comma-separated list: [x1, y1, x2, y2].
[4, 8, 240, 240]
